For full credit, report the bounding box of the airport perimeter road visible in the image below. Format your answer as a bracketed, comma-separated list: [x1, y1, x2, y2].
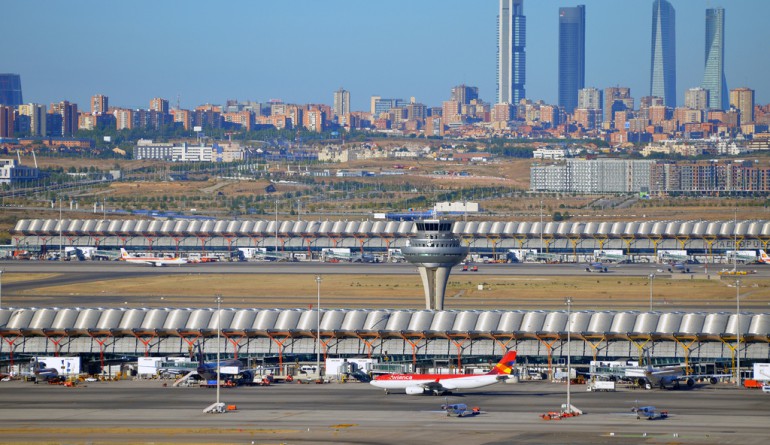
[2, 260, 767, 278]
[0, 379, 768, 445]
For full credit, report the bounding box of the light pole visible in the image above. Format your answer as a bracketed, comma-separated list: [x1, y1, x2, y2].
[539, 199, 544, 256]
[274, 200, 278, 255]
[565, 296, 573, 414]
[215, 294, 222, 408]
[58, 196, 63, 261]
[315, 275, 322, 376]
[648, 273, 655, 312]
[0, 269, 3, 309]
[735, 280, 741, 388]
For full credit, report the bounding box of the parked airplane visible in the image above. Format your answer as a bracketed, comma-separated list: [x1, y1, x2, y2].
[195, 345, 252, 383]
[370, 350, 517, 395]
[119, 248, 187, 267]
[625, 354, 729, 390]
[758, 250, 770, 264]
[28, 358, 60, 383]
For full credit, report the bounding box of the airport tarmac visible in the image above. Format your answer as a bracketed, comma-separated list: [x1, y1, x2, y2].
[0, 379, 768, 444]
[2, 259, 765, 278]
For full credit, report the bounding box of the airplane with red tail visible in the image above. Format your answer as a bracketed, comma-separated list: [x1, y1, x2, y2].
[370, 351, 517, 395]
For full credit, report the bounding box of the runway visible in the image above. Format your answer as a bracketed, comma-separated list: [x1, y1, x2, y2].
[2, 258, 766, 278]
[0, 379, 767, 444]
[2, 259, 767, 311]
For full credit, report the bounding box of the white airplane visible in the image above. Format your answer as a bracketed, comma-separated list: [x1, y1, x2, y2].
[119, 248, 187, 267]
[624, 354, 729, 390]
[758, 250, 770, 264]
[370, 351, 517, 395]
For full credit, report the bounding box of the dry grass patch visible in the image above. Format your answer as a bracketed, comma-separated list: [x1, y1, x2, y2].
[7, 272, 769, 311]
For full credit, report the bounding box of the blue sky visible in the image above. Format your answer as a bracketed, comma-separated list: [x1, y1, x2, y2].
[4, 1, 768, 111]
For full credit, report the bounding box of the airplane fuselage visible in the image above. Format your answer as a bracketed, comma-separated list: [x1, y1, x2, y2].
[370, 373, 504, 392]
[123, 257, 187, 266]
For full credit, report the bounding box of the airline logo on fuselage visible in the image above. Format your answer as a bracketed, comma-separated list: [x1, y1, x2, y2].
[382, 375, 416, 381]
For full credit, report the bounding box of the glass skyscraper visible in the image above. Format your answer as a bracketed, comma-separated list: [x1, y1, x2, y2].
[0, 74, 23, 106]
[497, 0, 525, 105]
[702, 7, 727, 110]
[558, 5, 585, 114]
[650, 0, 676, 108]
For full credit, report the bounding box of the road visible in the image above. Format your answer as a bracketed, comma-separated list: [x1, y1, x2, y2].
[0, 379, 767, 444]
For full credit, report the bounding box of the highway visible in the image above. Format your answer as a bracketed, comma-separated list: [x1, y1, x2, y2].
[0, 379, 768, 444]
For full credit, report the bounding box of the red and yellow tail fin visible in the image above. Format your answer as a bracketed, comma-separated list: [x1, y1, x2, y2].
[488, 351, 517, 375]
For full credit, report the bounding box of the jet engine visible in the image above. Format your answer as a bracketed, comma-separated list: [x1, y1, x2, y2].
[405, 386, 430, 395]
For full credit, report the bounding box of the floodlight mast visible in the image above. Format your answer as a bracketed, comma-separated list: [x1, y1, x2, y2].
[316, 276, 322, 377]
[215, 295, 222, 407]
[565, 297, 573, 413]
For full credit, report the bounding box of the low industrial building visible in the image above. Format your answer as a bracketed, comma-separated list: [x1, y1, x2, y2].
[0, 158, 39, 184]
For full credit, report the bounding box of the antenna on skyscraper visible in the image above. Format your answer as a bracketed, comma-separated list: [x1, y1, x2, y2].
[176, 94, 181, 110]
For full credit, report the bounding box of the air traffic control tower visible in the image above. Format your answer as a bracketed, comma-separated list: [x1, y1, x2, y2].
[401, 219, 468, 310]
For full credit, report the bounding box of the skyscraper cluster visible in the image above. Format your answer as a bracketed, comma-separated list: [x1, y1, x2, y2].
[493, 2, 733, 117]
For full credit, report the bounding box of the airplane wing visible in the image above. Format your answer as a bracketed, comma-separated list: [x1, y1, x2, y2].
[676, 373, 731, 383]
[421, 381, 448, 393]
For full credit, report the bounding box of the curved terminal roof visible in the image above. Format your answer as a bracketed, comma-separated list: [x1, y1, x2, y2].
[1, 307, 768, 341]
[12, 219, 770, 239]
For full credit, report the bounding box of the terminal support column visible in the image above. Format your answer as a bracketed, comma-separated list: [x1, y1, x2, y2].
[672, 335, 699, 373]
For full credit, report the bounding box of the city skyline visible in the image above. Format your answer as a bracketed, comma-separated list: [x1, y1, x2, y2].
[3, 1, 770, 111]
